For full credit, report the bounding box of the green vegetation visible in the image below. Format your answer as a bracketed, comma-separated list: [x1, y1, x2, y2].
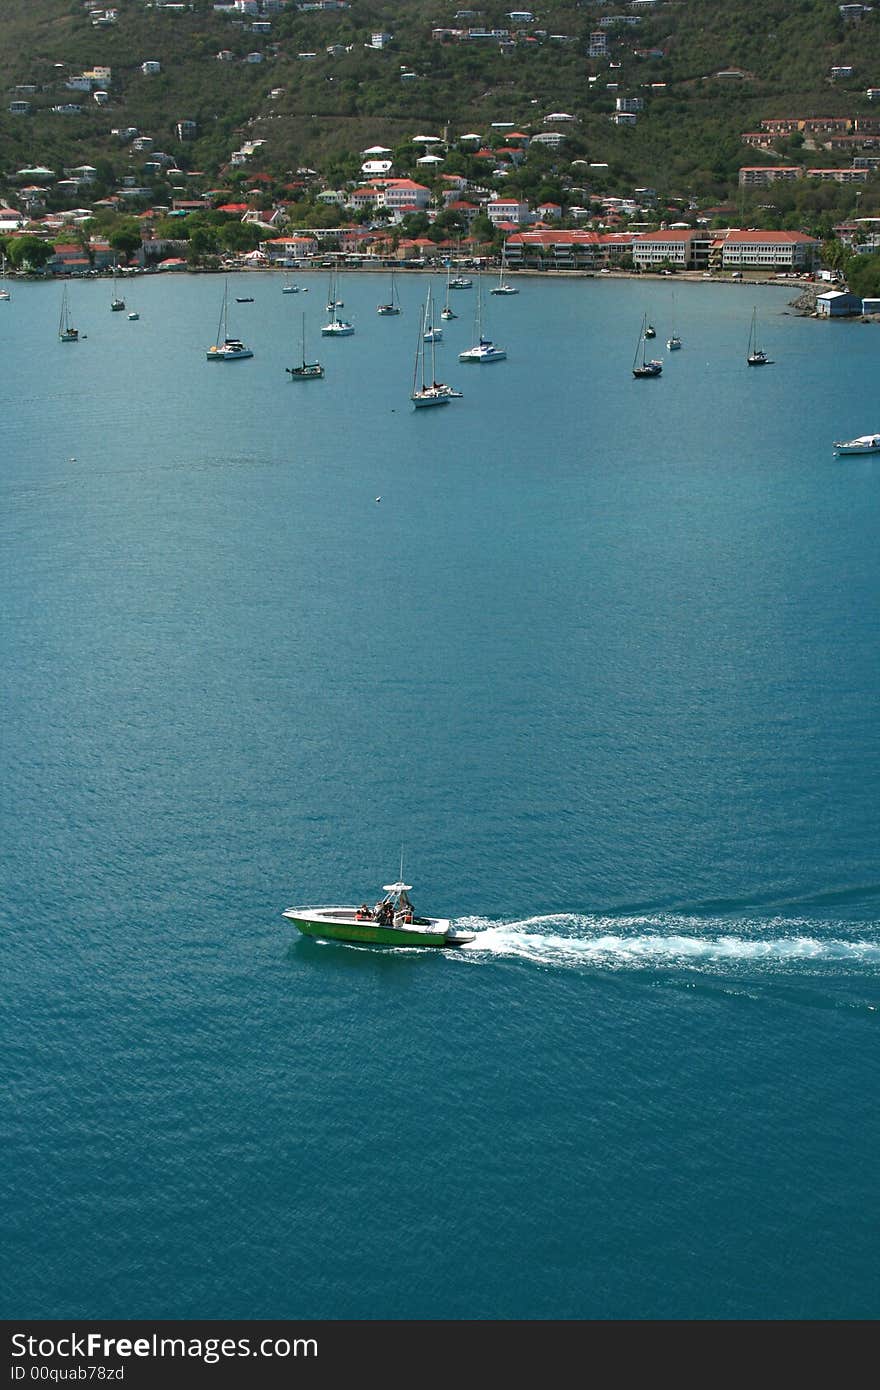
[0, 0, 878, 220]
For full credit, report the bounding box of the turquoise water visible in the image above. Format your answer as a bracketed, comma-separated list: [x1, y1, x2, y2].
[2, 271, 879, 1319]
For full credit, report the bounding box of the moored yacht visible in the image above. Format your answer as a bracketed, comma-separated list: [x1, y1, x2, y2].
[206, 281, 253, 360]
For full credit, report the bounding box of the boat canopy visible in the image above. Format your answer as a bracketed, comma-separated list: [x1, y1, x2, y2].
[383, 882, 412, 893]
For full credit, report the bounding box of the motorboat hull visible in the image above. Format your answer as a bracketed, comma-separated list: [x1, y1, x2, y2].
[284, 907, 473, 948]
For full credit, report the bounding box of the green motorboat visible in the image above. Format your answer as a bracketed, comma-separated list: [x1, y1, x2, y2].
[283, 880, 475, 949]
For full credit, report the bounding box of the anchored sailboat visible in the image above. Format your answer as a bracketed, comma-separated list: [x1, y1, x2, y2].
[58, 285, 78, 342]
[412, 290, 461, 407]
[377, 268, 401, 315]
[632, 313, 662, 377]
[110, 266, 125, 311]
[322, 265, 353, 335]
[206, 280, 253, 360]
[490, 244, 518, 295]
[746, 307, 771, 366]
[458, 272, 506, 363]
[286, 312, 324, 379]
[440, 263, 457, 319]
[666, 294, 681, 350]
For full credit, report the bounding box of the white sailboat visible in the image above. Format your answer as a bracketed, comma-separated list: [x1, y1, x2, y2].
[0, 253, 10, 301]
[286, 312, 324, 379]
[746, 306, 771, 366]
[490, 244, 518, 295]
[58, 285, 78, 342]
[458, 272, 506, 363]
[322, 264, 353, 334]
[281, 272, 299, 293]
[411, 291, 461, 407]
[206, 281, 253, 360]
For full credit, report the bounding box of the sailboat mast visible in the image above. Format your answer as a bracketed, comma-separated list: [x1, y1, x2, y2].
[429, 293, 437, 385]
[413, 301, 425, 394]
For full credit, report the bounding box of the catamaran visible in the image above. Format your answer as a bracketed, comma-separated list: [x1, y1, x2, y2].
[206, 281, 253, 360]
[286, 312, 324, 379]
[459, 272, 506, 363]
[283, 878, 475, 949]
[58, 286, 78, 342]
[632, 314, 662, 377]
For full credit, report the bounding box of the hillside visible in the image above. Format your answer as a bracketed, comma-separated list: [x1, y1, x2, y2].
[1, 0, 879, 207]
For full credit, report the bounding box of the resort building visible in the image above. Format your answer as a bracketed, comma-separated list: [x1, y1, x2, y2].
[719, 230, 820, 271]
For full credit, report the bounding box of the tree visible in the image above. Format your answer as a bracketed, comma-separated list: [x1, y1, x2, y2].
[7, 236, 53, 270]
[187, 226, 219, 263]
[109, 220, 143, 260]
[845, 251, 880, 300]
[219, 221, 263, 253]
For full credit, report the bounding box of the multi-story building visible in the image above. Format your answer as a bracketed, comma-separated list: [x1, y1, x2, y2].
[738, 166, 803, 186]
[720, 229, 820, 271]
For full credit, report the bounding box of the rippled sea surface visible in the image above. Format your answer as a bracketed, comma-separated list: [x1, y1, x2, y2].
[2, 271, 878, 1319]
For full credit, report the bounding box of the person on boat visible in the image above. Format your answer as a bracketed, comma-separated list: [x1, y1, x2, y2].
[356, 903, 371, 921]
[395, 890, 414, 925]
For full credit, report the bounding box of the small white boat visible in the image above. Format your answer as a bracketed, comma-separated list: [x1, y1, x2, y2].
[423, 324, 442, 342]
[667, 333, 682, 351]
[128, 311, 139, 321]
[448, 274, 472, 288]
[0, 254, 10, 300]
[644, 323, 656, 339]
[206, 281, 253, 360]
[833, 434, 880, 455]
